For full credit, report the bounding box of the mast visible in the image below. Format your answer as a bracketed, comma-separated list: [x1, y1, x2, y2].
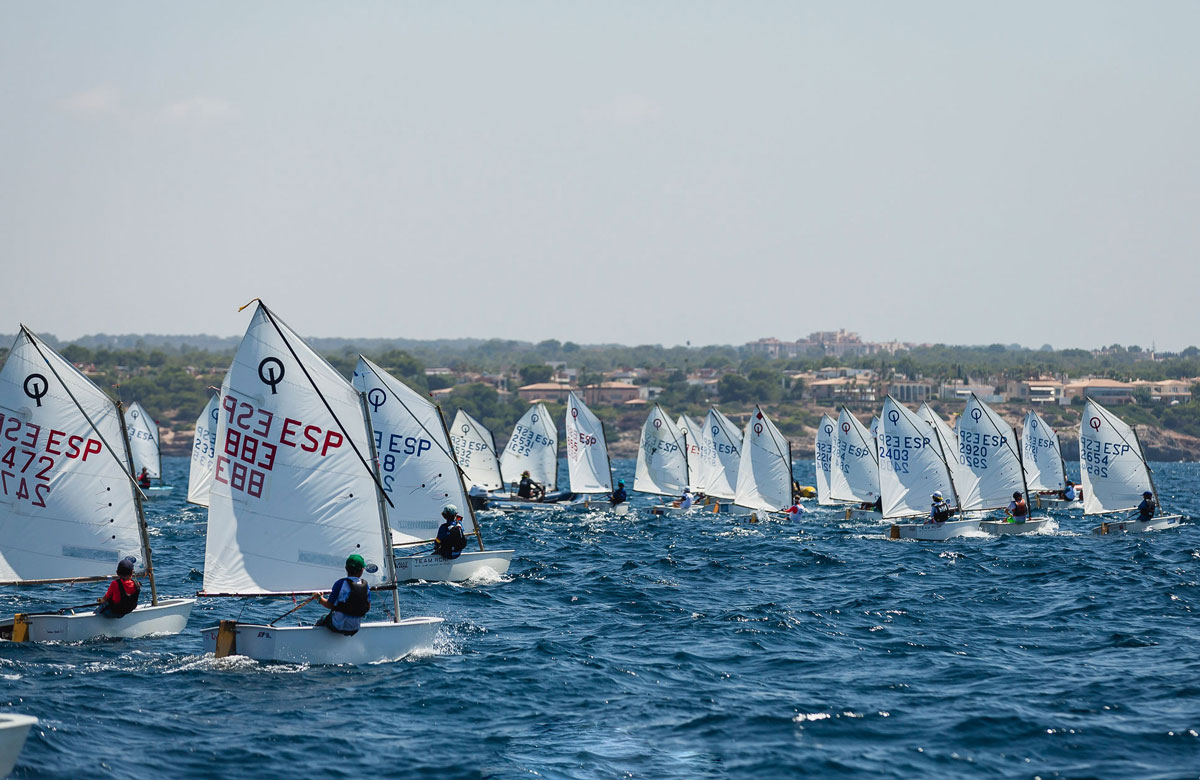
[117, 400, 157, 605]
[439, 404, 486, 551]
[926, 411, 961, 512]
[601, 420, 615, 495]
[361, 394, 401, 622]
[1131, 426, 1162, 512]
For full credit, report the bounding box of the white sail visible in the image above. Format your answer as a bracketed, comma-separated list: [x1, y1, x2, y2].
[870, 416, 881, 445]
[917, 403, 972, 496]
[448, 410, 504, 491]
[878, 396, 956, 520]
[700, 408, 741, 500]
[0, 328, 145, 583]
[202, 304, 390, 596]
[676, 414, 705, 491]
[124, 400, 162, 480]
[1022, 410, 1065, 492]
[564, 391, 612, 494]
[955, 395, 1026, 512]
[634, 405, 689, 496]
[353, 357, 475, 545]
[829, 408, 880, 504]
[1080, 399, 1155, 515]
[499, 403, 558, 490]
[186, 394, 220, 507]
[734, 406, 793, 512]
[814, 415, 836, 505]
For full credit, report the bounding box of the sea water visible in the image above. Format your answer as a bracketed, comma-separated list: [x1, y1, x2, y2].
[2, 458, 1199, 779]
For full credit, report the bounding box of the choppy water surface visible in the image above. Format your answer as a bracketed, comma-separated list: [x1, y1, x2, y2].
[3, 458, 1200, 779]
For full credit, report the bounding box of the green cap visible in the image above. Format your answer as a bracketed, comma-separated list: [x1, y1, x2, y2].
[346, 553, 366, 572]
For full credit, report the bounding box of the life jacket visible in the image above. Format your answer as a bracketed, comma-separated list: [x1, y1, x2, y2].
[109, 578, 141, 617]
[138, 474, 151, 488]
[518, 478, 534, 499]
[1011, 499, 1028, 518]
[332, 577, 370, 618]
[932, 501, 951, 522]
[1139, 500, 1155, 520]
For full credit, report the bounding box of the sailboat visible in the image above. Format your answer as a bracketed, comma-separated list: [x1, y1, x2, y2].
[564, 390, 614, 508]
[1080, 399, 1184, 535]
[124, 400, 172, 496]
[0, 327, 194, 642]
[1021, 410, 1078, 509]
[955, 394, 1050, 535]
[814, 415, 836, 508]
[676, 414, 706, 493]
[634, 405, 690, 514]
[199, 303, 441, 664]
[733, 405, 793, 518]
[880, 396, 979, 540]
[492, 403, 576, 511]
[828, 407, 882, 521]
[698, 407, 741, 509]
[353, 356, 512, 582]
[186, 394, 220, 507]
[448, 409, 504, 493]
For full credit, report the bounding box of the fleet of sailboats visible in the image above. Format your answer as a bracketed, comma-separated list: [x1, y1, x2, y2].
[2, 305, 1188, 671]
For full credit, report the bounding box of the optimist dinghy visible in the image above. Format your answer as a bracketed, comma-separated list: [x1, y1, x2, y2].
[0, 327, 193, 642]
[198, 302, 441, 664]
[352, 357, 512, 582]
[124, 401, 173, 497]
[828, 407, 882, 522]
[1080, 399, 1184, 535]
[732, 406, 793, 520]
[1021, 410, 1082, 509]
[880, 397, 978, 540]
[634, 404, 691, 513]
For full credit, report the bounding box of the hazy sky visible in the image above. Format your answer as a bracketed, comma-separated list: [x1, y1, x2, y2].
[2, 2, 1198, 349]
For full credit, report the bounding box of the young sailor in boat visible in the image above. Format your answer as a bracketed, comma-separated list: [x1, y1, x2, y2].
[927, 491, 953, 525]
[95, 556, 140, 618]
[314, 554, 370, 636]
[517, 471, 544, 501]
[784, 500, 807, 519]
[678, 488, 695, 510]
[136, 467, 151, 489]
[1063, 480, 1078, 501]
[1138, 491, 1156, 522]
[432, 505, 467, 560]
[1005, 491, 1029, 523]
[610, 480, 628, 507]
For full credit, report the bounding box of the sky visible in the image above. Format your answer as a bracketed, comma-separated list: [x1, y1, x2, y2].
[2, 2, 1198, 350]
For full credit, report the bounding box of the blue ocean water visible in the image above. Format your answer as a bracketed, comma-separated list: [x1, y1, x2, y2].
[3, 456, 1199, 779]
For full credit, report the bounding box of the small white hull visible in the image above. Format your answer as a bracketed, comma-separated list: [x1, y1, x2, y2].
[888, 519, 981, 540]
[979, 517, 1051, 536]
[200, 617, 444, 664]
[0, 714, 37, 778]
[843, 508, 883, 522]
[650, 501, 728, 516]
[395, 549, 513, 582]
[1033, 495, 1082, 510]
[143, 485, 175, 499]
[1091, 514, 1184, 535]
[1, 598, 194, 643]
[614, 503, 630, 516]
[488, 497, 586, 513]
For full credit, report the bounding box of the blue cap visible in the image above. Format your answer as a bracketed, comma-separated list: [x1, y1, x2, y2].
[117, 556, 136, 575]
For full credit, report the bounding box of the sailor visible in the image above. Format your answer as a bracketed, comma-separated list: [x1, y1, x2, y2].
[1006, 491, 1029, 523]
[611, 480, 628, 507]
[95, 556, 140, 618]
[679, 488, 695, 510]
[1137, 491, 1156, 522]
[315, 554, 370, 636]
[432, 504, 467, 560]
[137, 467, 151, 489]
[928, 491, 952, 524]
[784, 500, 807, 518]
[517, 470, 542, 501]
[1063, 480, 1077, 501]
